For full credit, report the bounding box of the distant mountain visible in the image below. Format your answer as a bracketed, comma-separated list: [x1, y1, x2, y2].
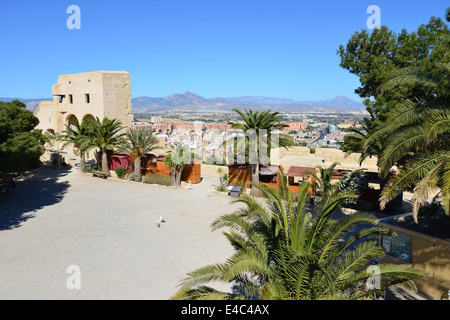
[301, 95, 365, 109]
[132, 91, 245, 113]
[1, 93, 366, 114]
[131, 92, 366, 113]
[220, 96, 299, 105]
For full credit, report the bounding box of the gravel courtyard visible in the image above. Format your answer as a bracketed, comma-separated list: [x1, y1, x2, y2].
[0, 167, 241, 300]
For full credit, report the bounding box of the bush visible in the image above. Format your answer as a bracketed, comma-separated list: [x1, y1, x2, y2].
[142, 174, 172, 186]
[338, 170, 368, 205]
[115, 167, 128, 179]
[82, 164, 99, 173]
[50, 153, 65, 166]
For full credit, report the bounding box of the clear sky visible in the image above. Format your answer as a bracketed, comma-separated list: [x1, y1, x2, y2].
[0, 0, 448, 101]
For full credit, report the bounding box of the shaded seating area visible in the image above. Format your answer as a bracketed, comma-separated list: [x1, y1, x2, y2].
[259, 165, 282, 187]
[285, 166, 317, 196]
[228, 164, 283, 189]
[101, 151, 202, 184]
[0, 176, 16, 196]
[331, 169, 348, 180]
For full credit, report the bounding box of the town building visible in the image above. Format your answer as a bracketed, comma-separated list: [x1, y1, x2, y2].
[283, 122, 307, 131]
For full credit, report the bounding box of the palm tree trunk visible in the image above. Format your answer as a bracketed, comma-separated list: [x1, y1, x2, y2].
[250, 163, 260, 196]
[176, 170, 183, 187]
[173, 166, 184, 187]
[171, 170, 177, 186]
[134, 157, 142, 182]
[101, 149, 109, 175]
[80, 152, 86, 171]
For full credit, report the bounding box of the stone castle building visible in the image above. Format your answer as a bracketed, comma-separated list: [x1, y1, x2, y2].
[34, 71, 133, 135]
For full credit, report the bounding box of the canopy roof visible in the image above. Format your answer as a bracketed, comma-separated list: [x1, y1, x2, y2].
[286, 166, 315, 177]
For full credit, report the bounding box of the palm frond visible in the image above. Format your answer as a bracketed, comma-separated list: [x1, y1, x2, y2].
[380, 149, 448, 209]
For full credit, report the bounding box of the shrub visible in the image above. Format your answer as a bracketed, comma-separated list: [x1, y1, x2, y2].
[216, 185, 228, 192]
[82, 164, 99, 173]
[115, 167, 128, 179]
[142, 174, 172, 186]
[50, 153, 65, 166]
[338, 170, 368, 205]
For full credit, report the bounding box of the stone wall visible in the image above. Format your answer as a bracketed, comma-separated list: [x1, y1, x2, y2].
[201, 164, 228, 176]
[271, 147, 379, 172]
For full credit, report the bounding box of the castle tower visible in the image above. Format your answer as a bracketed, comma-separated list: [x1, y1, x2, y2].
[35, 71, 133, 135]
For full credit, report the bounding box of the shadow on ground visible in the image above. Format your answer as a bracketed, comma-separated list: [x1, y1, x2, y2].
[0, 166, 71, 231]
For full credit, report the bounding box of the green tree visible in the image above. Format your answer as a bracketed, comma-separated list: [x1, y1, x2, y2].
[338, 13, 450, 155]
[83, 117, 124, 175]
[227, 109, 294, 195]
[120, 128, 159, 182]
[33, 129, 55, 149]
[363, 61, 450, 222]
[305, 162, 340, 201]
[172, 178, 424, 300]
[164, 143, 193, 187]
[340, 110, 383, 165]
[0, 100, 43, 173]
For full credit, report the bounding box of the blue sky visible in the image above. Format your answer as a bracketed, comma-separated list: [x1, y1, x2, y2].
[0, 0, 448, 102]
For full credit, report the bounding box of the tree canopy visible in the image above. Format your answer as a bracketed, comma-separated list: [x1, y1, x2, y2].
[338, 8, 450, 220]
[338, 12, 450, 159]
[0, 100, 43, 173]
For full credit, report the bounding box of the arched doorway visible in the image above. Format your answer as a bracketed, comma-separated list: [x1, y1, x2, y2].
[66, 114, 79, 129]
[82, 114, 96, 124]
[64, 115, 80, 155]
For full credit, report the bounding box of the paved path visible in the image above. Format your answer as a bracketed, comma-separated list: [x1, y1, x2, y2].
[0, 167, 241, 300]
[0, 166, 427, 300]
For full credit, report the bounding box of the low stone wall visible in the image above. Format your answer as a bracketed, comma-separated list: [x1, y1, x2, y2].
[201, 164, 228, 176]
[314, 148, 378, 167]
[271, 147, 379, 172]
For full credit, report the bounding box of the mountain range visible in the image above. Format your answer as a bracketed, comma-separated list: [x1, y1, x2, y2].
[131, 92, 366, 113]
[1, 92, 366, 113]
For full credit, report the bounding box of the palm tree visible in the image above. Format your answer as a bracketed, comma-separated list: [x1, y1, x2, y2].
[171, 176, 424, 300]
[33, 129, 55, 149]
[227, 109, 294, 195]
[341, 109, 384, 166]
[82, 117, 124, 175]
[164, 143, 193, 187]
[363, 61, 450, 222]
[305, 162, 340, 200]
[120, 128, 159, 182]
[58, 120, 92, 171]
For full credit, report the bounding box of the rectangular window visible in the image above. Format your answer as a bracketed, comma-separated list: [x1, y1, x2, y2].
[59, 95, 65, 103]
[382, 232, 411, 262]
[69, 94, 73, 104]
[85, 94, 90, 104]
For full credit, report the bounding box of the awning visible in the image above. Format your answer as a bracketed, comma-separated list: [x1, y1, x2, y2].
[259, 165, 280, 176]
[332, 169, 347, 179]
[286, 166, 315, 177]
[110, 156, 129, 171]
[228, 163, 249, 169]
